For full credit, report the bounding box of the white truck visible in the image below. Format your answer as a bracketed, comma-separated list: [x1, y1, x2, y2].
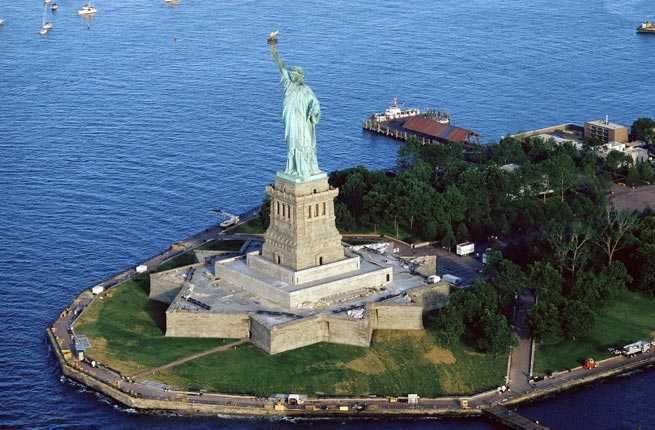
[456, 242, 475, 257]
[442, 274, 463, 286]
[622, 341, 652, 357]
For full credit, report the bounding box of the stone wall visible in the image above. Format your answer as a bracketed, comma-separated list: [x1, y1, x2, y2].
[326, 316, 371, 347]
[288, 267, 392, 308]
[149, 263, 202, 304]
[249, 317, 273, 353]
[409, 283, 450, 312]
[268, 317, 328, 354]
[218, 262, 290, 307]
[248, 253, 360, 286]
[412, 255, 437, 278]
[165, 310, 250, 338]
[370, 304, 424, 330]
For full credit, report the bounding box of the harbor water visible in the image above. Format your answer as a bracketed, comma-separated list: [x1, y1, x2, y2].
[1, 0, 654, 428]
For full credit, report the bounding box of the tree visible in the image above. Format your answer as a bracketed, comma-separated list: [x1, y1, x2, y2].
[476, 310, 516, 353]
[456, 223, 470, 243]
[560, 300, 594, 340]
[626, 164, 641, 186]
[434, 306, 465, 346]
[639, 161, 655, 184]
[544, 153, 576, 202]
[259, 195, 271, 229]
[528, 302, 562, 343]
[594, 206, 638, 265]
[606, 150, 631, 172]
[441, 223, 456, 250]
[631, 117, 655, 144]
[545, 222, 593, 280]
[490, 259, 527, 313]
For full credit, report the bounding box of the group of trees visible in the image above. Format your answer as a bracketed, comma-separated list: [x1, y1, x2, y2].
[327, 124, 655, 351]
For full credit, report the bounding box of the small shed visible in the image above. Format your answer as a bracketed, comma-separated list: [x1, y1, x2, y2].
[73, 335, 91, 360]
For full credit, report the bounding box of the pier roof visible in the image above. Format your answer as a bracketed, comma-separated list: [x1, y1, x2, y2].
[402, 116, 478, 143]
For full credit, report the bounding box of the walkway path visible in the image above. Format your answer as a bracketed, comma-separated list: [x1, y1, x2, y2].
[130, 339, 248, 380]
[509, 290, 536, 393]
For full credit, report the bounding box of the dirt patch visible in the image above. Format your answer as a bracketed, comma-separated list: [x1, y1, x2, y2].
[374, 330, 427, 344]
[346, 351, 389, 375]
[423, 347, 456, 365]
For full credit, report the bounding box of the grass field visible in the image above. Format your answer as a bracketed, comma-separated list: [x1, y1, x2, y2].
[535, 289, 655, 375]
[230, 217, 266, 234]
[153, 330, 507, 397]
[75, 279, 507, 396]
[75, 280, 231, 375]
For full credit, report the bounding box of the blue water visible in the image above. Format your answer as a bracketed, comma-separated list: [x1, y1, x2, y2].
[1, 0, 654, 428]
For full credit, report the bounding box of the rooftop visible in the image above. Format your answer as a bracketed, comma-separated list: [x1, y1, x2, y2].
[585, 119, 628, 130]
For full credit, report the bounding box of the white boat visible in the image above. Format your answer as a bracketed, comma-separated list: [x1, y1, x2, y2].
[0, 19, 5, 25]
[220, 216, 240, 228]
[44, 0, 52, 4]
[40, 4, 52, 34]
[78, 2, 97, 16]
[51, 3, 59, 11]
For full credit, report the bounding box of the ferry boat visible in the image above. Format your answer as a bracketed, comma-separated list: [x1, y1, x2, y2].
[637, 21, 655, 33]
[368, 98, 450, 125]
[78, 2, 97, 16]
[370, 97, 420, 123]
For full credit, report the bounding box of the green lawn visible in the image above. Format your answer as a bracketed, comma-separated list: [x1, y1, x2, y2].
[229, 217, 266, 234]
[75, 280, 232, 375]
[153, 329, 507, 397]
[535, 289, 655, 375]
[74, 279, 507, 396]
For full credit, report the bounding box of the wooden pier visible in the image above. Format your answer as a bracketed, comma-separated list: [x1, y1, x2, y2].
[482, 405, 549, 430]
[362, 115, 480, 147]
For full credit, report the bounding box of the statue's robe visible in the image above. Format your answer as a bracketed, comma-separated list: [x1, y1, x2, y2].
[280, 69, 321, 179]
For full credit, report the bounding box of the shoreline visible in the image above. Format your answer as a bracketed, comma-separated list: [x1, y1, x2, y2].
[47, 221, 655, 418]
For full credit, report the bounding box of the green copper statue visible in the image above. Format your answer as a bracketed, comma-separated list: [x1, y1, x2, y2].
[268, 32, 322, 181]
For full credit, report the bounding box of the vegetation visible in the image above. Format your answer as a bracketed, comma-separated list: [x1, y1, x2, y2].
[75, 280, 229, 375]
[76, 280, 505, 396]
[229, 217, 266, 234]
[332, 133, 655, 364]
[154, 328, 506, 397]
[631, 117, 655, 144]
[535, 289, 655, 374]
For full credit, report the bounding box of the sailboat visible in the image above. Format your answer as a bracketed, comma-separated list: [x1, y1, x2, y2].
[40, 3, 53, 35]
[78, 0, 97, 16]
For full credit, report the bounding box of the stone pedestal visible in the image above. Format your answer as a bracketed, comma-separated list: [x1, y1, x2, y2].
[262, 173, 344, 271]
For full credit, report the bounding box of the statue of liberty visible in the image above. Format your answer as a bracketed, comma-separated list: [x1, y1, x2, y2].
[268, 32, 322, 181]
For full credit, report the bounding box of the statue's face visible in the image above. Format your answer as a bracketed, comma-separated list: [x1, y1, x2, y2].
[290, 66, 304, 84]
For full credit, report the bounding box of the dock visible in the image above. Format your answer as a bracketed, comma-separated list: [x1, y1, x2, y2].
[362, 113, 480, 147]
[483, 405, 549, 430]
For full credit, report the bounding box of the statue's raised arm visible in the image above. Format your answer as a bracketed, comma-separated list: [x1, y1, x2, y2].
[268, 32, 289, 83]
[267, 32, 322, 182]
